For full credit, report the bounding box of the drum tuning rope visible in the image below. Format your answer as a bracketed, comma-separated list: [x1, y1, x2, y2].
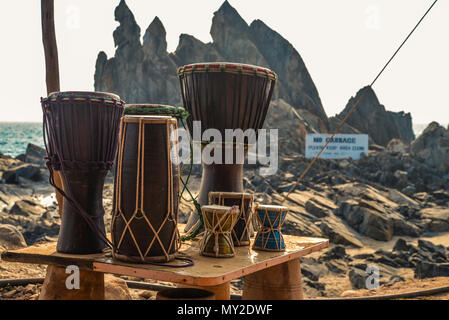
[282, 0, 439, 203]
[179, 118, 204, 242]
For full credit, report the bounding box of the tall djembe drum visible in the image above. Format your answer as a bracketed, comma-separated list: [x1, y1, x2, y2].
[41, 91, 124, 254]
[111, 115, 180, 263]
[178, 63, 277, 232]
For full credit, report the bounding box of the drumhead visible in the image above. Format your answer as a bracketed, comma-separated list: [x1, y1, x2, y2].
[123, 115, 177, 124]
[178, 62, 277, 81]
[126, 104, 177, 109]
[256, 204, 288, 212]
[48, 91, 121, 101]
[202, 204, 239, 212]
[209, 192, 254, 199]
[124, 104, 188, 118]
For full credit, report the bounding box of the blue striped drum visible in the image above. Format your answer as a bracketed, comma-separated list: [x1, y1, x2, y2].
[253, 205, 289, 252]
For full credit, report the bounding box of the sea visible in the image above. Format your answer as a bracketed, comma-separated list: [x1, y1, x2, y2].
[0, 122, 446, 158]
[0, 122, 45, 157]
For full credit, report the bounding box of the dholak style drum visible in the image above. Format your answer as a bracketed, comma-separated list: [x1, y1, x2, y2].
[111, 115, 180, 263]
[200, 205, 239, 258]
[41, 91, 124, 254]
[208, 192, 254, 246]
[253, 205, 289, 252]
[178, 63, 277, 233]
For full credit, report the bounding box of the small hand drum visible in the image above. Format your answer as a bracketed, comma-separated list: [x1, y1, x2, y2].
[208, 192, 254, 246]
[200, 205, 240, 258]
[253, 205, 289, 252]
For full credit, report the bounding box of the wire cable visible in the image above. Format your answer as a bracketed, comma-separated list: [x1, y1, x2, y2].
[282, 0, 439, 203]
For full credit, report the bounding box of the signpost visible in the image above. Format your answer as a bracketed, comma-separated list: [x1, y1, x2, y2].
[305, 134, 368, 160]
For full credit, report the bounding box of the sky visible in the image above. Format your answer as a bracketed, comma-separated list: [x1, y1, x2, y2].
[0, 0, 447, 124]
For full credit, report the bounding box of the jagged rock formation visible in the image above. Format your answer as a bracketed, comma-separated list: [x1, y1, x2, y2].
[330, 87, 415, 146]
[95, 1, 417, 152]
[95, 1, 179, 106]
[95, 0, 329, 132]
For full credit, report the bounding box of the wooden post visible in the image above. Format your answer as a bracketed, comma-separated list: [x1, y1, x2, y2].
[242, 258, 304, 300]
[178, 283, 231, 300]
[40, 1, 105, 300]
[39, 265, 105, 300]
[41, 0, 64, 217]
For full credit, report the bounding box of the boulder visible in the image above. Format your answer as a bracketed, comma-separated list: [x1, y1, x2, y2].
[305, 199, 332, 218]
[104, 274, 132, 300]
[358, 206, 394, 241]
[415, 261, 449, 279]
[318, 216, 363, 248]
[411, 122, 449, 174]
[9, 198, 46, 217]
[338, 199, 394, 241]
[418, 207, 449, 232]
[23, 143, 46, 166]
[386, 139, 408, 154]
[348, 268, 367, 290]
[3, 164, 42, 184]
[0, 224, 27, 250]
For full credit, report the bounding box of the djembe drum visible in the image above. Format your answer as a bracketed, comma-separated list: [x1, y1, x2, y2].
[253, 205, 289, 252]
[178, 63, 277, 233]
[200, 205, 240, 258]
[111, 115, 180, 263]
[41, 91, 124, 254]
[208, 192, 254, 246]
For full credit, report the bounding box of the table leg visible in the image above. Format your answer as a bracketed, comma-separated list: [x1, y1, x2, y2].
[39, 265, 105, 300]
[242, 258, 304, 300]
[178, 282, 231, 300]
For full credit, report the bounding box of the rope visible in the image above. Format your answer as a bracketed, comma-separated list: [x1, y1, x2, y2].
[282, 0, 439, 203]
[179, 118, 205, 242]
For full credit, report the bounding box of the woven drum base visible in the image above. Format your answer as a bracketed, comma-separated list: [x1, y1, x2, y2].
[112, 251, 177, 264]
[200, 251, 235, 259]
[251, 245, 285, 252]
[235, 241, 250, 246]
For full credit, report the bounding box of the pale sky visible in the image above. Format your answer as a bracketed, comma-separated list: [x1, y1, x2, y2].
[0, 0, 447, 124]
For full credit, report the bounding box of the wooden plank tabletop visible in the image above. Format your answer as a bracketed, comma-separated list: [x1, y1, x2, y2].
[1, 236, 328, 286]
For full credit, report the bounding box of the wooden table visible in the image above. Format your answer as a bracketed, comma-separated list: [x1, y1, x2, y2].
[1, 235, 328, 300]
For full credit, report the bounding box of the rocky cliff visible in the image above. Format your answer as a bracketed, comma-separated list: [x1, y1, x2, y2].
[95, 0, 329, 133]
[95, 0, 415, 153]
[330, 86, 415, 146]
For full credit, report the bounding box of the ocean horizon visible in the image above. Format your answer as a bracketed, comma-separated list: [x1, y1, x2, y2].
[0, 121, 446, 158]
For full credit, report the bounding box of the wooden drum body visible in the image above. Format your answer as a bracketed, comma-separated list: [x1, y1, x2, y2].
[178, 63, 277, 232]
[200, 205, 239, 258]
[41, 91, 124, 254]
[208, 192, 254, 246]
[253, 205, 289, 252]
[112, 116, 180, 263]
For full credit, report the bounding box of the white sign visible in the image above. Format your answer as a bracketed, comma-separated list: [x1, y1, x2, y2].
[305, 134, 368, 160]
